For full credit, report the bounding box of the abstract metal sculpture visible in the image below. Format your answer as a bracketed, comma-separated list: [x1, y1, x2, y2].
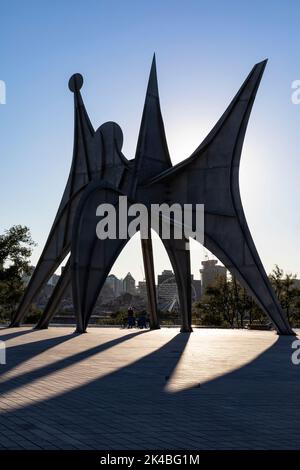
[10, 56, 294, 336]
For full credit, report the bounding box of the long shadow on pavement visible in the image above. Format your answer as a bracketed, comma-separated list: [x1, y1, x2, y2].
[0, 330, 75, 376]
[0, 327, 38, 342]
[0, 333, 299, 449]
[0, 329, 149, 395]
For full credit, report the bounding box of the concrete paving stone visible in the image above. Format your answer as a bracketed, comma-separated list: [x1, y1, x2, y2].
[0, 327, 299, 450]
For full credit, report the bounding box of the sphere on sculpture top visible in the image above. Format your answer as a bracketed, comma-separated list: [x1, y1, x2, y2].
[68, 73, 83, 93]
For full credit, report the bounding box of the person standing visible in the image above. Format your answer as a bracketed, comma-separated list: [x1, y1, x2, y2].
[127, 306, 135, 328]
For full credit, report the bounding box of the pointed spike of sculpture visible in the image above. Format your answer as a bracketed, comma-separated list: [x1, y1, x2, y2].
[147, 59, 269, 185]
[131, 54, 172, 195]
[147, 54, 159, 97]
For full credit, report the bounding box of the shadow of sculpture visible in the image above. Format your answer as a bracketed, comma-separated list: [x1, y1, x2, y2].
[0, 328, 39, 342]
[0, 331, 299, 449]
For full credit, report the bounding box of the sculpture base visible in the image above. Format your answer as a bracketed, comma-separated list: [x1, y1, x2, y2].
[74, 328, 87, 334]
[276, 330, 296, 336]
[34, 324, 48, 330]
[180, 326, 193, 333]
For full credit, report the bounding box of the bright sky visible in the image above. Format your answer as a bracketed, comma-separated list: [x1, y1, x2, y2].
[0, 0, 300, 282]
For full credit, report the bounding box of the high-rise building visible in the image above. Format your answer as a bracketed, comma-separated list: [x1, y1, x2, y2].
[137, 281, 147, 300]
[105, 274, 123, 297]
[158, 270, 174, 286]
[157, 269, 202, 306]
[192, 279, 202, 301]
[157, 270, 177, 308]
[123, 272, 136, 295]
[200, 259, 227, 294]
[158, 277, 178, 307]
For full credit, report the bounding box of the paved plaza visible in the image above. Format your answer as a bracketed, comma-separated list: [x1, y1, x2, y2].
[0, 326, 299, 450]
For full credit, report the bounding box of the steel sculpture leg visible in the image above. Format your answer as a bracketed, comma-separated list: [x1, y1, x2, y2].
[140, 235, 160, 329]
[162, 238, 192, 332]
[145, 60, 294, 335]
[35, 260, 71, 330]
[72, 182, 132, 332]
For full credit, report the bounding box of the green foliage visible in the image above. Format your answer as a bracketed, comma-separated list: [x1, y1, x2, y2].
[24, 306, 43, 324]
[110, 310, 128, 325]
[0, 225, 36, 321]
[96, 310, 128, 326]
[193, 265, 300, 329]
[270, 265, 300, 326]
[158, 309, 180, 325]
[194, 274, 267, 328]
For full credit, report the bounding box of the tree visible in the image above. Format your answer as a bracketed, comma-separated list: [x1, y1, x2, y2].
[194, 273, 267, 328]
[270, 265, 300, 325]
[194, 264, 300, 329]
[0, 225, 36, 321]
[292, 293, 300, 326]
[194, 275, 235, 327]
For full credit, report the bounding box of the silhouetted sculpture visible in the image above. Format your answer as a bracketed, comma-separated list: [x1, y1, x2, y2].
[10, 56, 294, 336]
